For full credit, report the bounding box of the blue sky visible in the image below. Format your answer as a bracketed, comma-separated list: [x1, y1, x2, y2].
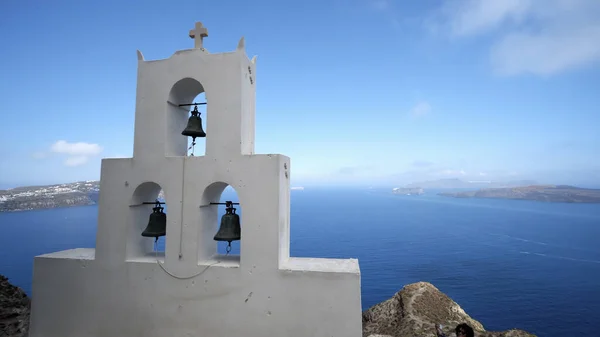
[1, 0, 599, 188]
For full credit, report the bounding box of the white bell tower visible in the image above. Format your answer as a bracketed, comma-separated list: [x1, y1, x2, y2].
[29, 22, 362, 337]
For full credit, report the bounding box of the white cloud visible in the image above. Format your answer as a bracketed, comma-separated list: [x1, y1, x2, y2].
[428, 0, 600, 76]
[64, 156, 89, 167]
[32, 140, 103, 167]
[50, 140, 103, 156]
[409, 101, 431, 117]
[434, 0, 532, 37]
[491, 25, 600, 76]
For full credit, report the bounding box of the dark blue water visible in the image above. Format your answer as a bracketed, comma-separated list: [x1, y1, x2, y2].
[1, 188, 599, 336]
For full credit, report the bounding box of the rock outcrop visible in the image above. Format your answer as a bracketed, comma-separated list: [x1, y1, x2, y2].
[363, 282, 536, 337]
[0, 276, 30, 337]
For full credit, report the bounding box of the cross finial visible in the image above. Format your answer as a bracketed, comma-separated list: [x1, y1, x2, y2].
[189, 22, 209, 49]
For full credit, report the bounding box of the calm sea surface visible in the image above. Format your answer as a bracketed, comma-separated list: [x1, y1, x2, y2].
[1, 188, 599, 336]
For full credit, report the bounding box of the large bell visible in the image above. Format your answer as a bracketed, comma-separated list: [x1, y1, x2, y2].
[214, 206, 241, 243]
[141, 205, 167, 239]
[181, 106, 206, 138]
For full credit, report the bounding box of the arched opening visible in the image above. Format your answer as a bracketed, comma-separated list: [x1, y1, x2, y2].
[127, 182, 167, 261]
[198, 182, 242, 264]
[167, 78, 207, 157]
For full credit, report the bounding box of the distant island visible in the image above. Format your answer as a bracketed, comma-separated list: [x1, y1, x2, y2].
[0, 180, 304, 212]
[438, 185, 600, 204]
[392, 187, 424, 195]
[0, 181, 101, 212]
[4, 179, 599, 212]
[0, 180, 164, 212]
[405, 178, 538, 189]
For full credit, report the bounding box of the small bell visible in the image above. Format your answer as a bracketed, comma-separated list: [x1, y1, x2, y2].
[141, 204, 167, 240]
[181, 106, 206, 138]
[214, 205, 241, 243]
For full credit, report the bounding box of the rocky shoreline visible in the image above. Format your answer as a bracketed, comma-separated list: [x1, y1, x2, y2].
[0, 275, 534, 337]
[0, 276, 30, 337]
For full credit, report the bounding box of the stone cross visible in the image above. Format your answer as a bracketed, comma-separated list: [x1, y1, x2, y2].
[189, 22, 209, 49]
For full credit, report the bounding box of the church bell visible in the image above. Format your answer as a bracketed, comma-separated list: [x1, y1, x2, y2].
[214, 205, 241, 243]
[141, 204, 167, 239]
[181, 106, 206, 138]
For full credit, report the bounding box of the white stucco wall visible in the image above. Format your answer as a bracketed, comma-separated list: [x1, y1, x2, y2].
[29, 26, 362, 337]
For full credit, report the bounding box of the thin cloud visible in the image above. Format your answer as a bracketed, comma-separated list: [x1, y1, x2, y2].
[412, 160, 434, 168]
[31, 152, 48, 159]
[104, 154, 130, 159]
[367, 0, 402, 30]
[491, 25, 600, 76]
[337, 165, 375, 175]
[370, 0, 389, 11]
[431, 0, 531, 37]
[427, 0, 600, 76]
[50, 140, 103, 156]
[64, 156, 89, 167]
[33, 140, 104, 167]
[435, 169, 467, 177]
[409, 101, 431, 117]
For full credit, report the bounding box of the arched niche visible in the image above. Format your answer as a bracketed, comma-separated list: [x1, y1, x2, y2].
[198, 182, 243, 264]
[126, 181, 167, 261]
[166, 77, 208, 157]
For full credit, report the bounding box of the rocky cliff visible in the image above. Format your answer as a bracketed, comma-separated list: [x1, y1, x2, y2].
[0, 276, 534, 337]
[363, 282, 535, 337]
[0, 276, 29, 337]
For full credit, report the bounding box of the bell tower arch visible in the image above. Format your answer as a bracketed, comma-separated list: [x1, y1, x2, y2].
[167, 78, 206, 157]
[132, 30, 256, 162]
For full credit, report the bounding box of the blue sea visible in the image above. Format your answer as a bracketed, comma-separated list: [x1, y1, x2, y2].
[1, 188, 599, 337]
